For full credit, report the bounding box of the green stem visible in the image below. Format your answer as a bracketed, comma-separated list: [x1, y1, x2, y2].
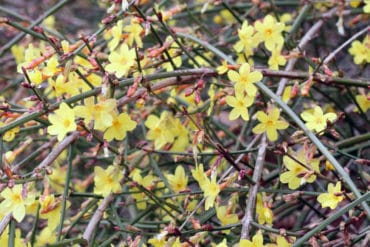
[4, 20, 46, 40]
[336, 132, 370, 148]
[292, 192, 370, 246]
[30, 196, 42, 246]
[284, 4, 312, 46]
[57, 144, 73, 241]
[8, 219, 15, 247]
[44, 237, 87, 247]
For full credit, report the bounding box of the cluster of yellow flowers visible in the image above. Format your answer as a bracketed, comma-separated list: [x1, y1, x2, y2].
[234, 15, 289, 70]
[1, 0, 369, 246]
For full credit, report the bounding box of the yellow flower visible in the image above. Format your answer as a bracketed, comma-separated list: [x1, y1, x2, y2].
[0, 184, 36, 222]
[280, 13, 293, 32]
[170, 118, 190, 152]
[280, 149, 320, 189]
[104, 112, 137, 141]
[255, 15, 285, 52]
[226, 89, 254, 121]
[282, 86, 292, 103]
[252, 108, 289, 141]
[234, 21, 258, 57]
[350, 0, 361, 8]
[166, 165, 188, 192]
[364, 0, 370, 13]
[43, 55, 61, 77]
[68, 72, 102, 92]
[239, 230, 264, 247]
[74, 97, 117, 131]
[191, 163, 208, 190]
[35, 227, 57, 247]
[207, 84, 216, 116]
[348, 35, 370, 64]
[47, 74, 79, 97]
[148, 232, 167, 247]
[161, 37, 182, 72]
[42, 15, 55, 29]
[203, 173, 220, 210]
[130, 169, 157, 210]
[216, 205, 238, 233]
[256, 194, 273, 225]
[265, 235, 295, 247]
[61, 40, 70, 54]
[317, 182, 344, 209]
[11, 44, 25, 64]
[189, 52, 213, 67]
[0, 122, 20, 142]
[39, 195, 70, 230]
[94, 165, 123, 197]
[300, 106, 337, 133]
[17, 43, 41, 73]
[355, 92, 370, 112]
[123, 18, 144, 48]
[47, 102, 77, 141]
[0, 226, 24, 247]
[28, 68, 44, 85]
[73, 56, 94, 70]
[172, 237, 181, 247]
[217, 60, 229, 75]
[227, 63, 263, 96]
[325, 160, 335, 171]
[268, 47, 286, 70]
[213, 9, 235, 25]
[108, 20, 123, 51]
[106, 43, 136, 78]
[145, 112, 175, 149]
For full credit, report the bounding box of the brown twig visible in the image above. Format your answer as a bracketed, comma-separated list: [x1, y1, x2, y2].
[0, 214, 12, 236]
[11, 137, 57, 173]
[240, 134, 267, 239]
[276, 20, 325, 96]
[323, 25, 369, 65]
[117, 69, 216, 107]
[82, 194, 114, 244]
[34, 131, 79, 171]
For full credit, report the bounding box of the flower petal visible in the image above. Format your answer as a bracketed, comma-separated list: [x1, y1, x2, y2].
[227, 70, 240, 83]
[252, 123, 266, 134]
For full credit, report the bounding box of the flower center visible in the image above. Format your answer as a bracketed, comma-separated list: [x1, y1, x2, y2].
[265, 28, 273, 36]
[12, 193, 22, 204]
[266, 119, 274, 126]
[315, 117, 323, 125]
[63, 119, 71, 128]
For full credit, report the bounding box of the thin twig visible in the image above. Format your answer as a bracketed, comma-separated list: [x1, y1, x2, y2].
[276, 19, 324, 96]
[323, 25, 369, 65]
[11, 137, 57, 173]
[35, 131, 79, 171]
[117, 70, 216, 107]
[82, 194, 114, 244]
[240, 134, 267, 239]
